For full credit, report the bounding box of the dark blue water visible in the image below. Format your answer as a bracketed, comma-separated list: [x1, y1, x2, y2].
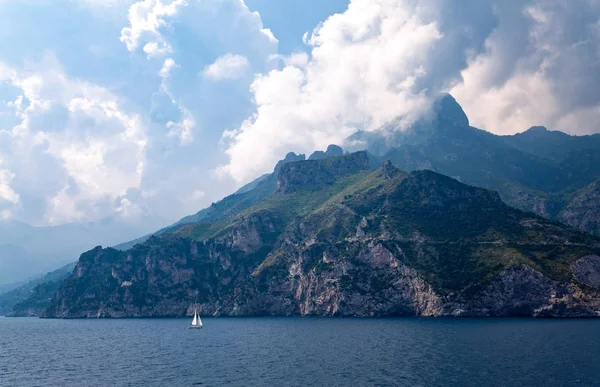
[1, 317, 599, 386]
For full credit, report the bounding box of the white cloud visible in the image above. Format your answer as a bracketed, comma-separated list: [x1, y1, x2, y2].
[202, 53, 250, 81]
[267, 52, 310, 69]
[166, 107, 195, 144]
[158, 57, 178, 78]
[0, 0, 278, 228]
[156, 57, 196, 144]
[0, 56, 147, 225]
[143, 41, 173, 58]
[120, 0, 185, 57]
[191, 189, 204, 200]
[0, 166, 20, 206]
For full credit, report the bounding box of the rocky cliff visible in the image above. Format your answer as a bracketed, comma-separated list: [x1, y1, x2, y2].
[44, 153, 600, 318]
[277, 151, 370, 193]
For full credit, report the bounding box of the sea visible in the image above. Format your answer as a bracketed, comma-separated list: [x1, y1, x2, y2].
[1, 317, 599, 386]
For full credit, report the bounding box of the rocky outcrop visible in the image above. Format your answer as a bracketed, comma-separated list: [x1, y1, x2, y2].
[308, 145, 345, 161]
[573, 255, 600, 288]
[453, 265, 600, 317]
[277, 151, 370, 193]
[559, 180, 600, 236]
[274, 152, 306, 174]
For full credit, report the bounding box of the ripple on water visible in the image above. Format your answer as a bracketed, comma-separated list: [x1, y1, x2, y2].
[1, 317, 600, 387]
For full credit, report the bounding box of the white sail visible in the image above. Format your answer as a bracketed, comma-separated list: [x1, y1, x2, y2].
[197, 314, 203, 327]
[192, 311, 198, 326]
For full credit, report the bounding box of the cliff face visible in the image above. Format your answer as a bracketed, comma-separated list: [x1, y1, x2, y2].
[559, 180, 600, 236]
[45, 154, 600, 318]
[276, 151, 370, 193]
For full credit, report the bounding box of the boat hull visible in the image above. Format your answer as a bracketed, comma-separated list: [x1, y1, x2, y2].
[188, 325, 203, 329]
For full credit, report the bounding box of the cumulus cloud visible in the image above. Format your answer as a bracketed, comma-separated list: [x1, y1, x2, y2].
[202, 54, 250, 81]
[450, 0, 600, 135]
[158, 57, 177, 78]
[0, 163, 20, 209]
[121, 0, 277, 58]
[120, 0, 185, 58]
[0, 55, 147, 225]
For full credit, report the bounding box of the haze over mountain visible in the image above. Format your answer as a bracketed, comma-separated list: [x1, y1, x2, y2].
[0, 262, 76, 316]
[0, 218, 156, 286]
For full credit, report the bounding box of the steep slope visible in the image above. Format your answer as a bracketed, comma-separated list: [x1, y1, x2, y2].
[349, 94, 600, 236]
[45, 153, 600, 318]
[0, 262, 76, 316]
[558, 180, 600, 236]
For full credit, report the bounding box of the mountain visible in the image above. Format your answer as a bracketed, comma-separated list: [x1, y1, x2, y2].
[348, 94, 600, 236]
[0, 217, 157, 285]
[0, 262, 76, 316]
[44, 152, 600, 318]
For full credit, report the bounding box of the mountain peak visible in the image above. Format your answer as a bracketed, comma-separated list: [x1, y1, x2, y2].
[433, 93, 469, 128]
[526, 126, 549, 133]
[308, 144, 345, 160]
[274, 152, 306, 173]
[325, 145, 344, 157]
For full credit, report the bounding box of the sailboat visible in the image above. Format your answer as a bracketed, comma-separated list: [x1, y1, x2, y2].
[188, 310, 203, 329]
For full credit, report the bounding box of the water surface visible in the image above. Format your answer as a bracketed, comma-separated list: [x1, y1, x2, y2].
[1, 317, 598, 386]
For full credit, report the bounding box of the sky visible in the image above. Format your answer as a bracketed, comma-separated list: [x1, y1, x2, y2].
[0, 0, 599, 232]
